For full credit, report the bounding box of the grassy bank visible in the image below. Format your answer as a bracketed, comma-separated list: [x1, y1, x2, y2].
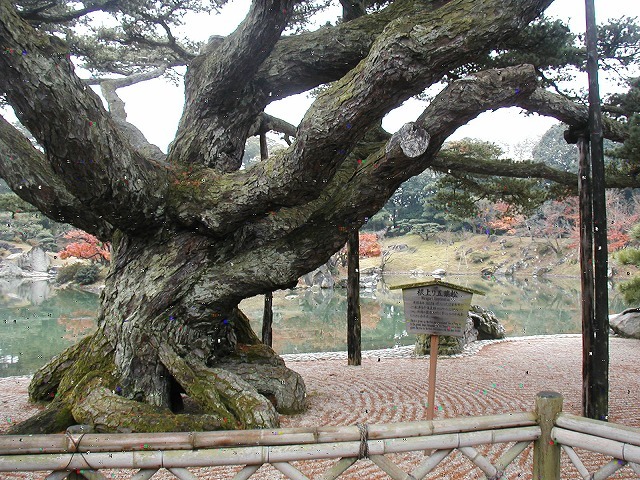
[360, 233, 636, 279]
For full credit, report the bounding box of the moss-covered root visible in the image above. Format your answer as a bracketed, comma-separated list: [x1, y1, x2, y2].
[6, 398, 75, 434]
[29, 334, 96, 402]
[158, 343, 279, 429]
[220, 362, 306, 414]
[71, 379, 227, 433]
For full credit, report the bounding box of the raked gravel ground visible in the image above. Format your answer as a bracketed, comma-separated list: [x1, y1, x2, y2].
[1, 335, 639, 479]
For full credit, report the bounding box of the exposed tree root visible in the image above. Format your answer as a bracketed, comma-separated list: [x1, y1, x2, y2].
[6, 399, 74, 435]
[28, 335, 95, 402]
[72, 378, 228, 433]
[13, 327, 306, 434]
[158, 343, 280, 429]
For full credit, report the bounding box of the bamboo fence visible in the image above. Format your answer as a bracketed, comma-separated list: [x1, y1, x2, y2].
[0, 392, 638, 479]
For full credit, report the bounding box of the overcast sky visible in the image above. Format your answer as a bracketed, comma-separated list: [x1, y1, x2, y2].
[109, 0, 640, 158]
[4, 0, 640, 157]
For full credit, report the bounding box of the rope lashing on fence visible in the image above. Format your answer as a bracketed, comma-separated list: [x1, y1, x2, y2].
[357, 423, 369, 459]
[62, 431, 86, 471]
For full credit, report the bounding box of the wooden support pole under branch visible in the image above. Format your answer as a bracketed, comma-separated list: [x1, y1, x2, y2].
[260, 131, 273, 348]
[347, 228, 361, 366]
[584, 0, 609, 421]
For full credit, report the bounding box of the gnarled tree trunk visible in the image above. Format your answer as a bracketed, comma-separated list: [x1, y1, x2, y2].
[14, 228, 307, 433]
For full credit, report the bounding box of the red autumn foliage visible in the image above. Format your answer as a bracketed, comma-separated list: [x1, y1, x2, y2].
[359, 233, 382, 257]
[58, 230, 111, 263]
[486, 201, 524, 235]
[541, 192, 640, 252]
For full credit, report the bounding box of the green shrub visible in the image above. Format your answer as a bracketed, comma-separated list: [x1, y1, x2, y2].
[35, 234, 58, 252]
[470, 252, 491, 263]
[616, 248, 640, 266]
[619, 276, 640, 305]
[74, 264, 101, 285]
[56, 263, 83, 284]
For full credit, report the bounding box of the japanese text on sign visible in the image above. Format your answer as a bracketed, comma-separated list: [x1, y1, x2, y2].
[401, 285, 473, 337]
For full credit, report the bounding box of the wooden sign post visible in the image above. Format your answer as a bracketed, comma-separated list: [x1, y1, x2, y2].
[390, 280, 484, 421]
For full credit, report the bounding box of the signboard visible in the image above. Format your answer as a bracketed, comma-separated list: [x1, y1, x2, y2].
[390, 280, 484, 337]
[390, 279, 485, 424]
[401, 285, 472, 337]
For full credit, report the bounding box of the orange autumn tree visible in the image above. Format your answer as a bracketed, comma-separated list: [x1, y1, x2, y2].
[486, 201, 525, 235]
[58, 230, 111, 264]
[358, 233, 382, 257]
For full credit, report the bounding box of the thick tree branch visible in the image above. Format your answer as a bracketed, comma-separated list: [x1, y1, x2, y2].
[168, 0, 451, 173]
[19, 0, 120, 24]
[256, 0, 453, 102]
[224, 64, 637, 275]
[96, 67, 168, 164]
[166, 0, 553, 238]
[0, 115, 113, 239]
[168, 0, 295, 172]
[515, 88, 628, 143]
[0, 1, 169, 234]
[182, 65, 597, 304]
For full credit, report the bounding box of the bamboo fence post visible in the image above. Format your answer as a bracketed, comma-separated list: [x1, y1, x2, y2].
[533, 391, 563, 480]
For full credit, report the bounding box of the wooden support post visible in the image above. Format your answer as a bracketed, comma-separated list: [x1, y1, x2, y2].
[577, 136, 597, 418]
[533, 391, 563, 480]
[584, 0, 609, 422]
[260, 131, 274, 348]
[347, 229, 361, 366]
[262, 292, 273, 347]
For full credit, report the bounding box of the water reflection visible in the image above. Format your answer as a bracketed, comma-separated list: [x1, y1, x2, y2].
[0, 276, 630, 377]
[0, 280, 97, 377]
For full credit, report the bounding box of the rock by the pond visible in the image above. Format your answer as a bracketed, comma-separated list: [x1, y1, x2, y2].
[609, 308, 640, 339]
[300, 263, 335, 289]
[16, 246, 51, 274]
[0, 262, 26, 277]
[414, 305, 505, 355]
[469, 304, 505, 340]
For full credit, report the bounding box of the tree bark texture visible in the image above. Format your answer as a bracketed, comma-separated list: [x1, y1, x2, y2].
[0, 0, 629, 433]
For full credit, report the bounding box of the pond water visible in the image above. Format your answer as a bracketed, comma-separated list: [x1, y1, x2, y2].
[0, 275, 630, 378]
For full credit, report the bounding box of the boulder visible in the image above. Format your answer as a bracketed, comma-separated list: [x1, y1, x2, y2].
[0, 262, 26, 277]
[16, 246, 51, 274]
[300, 263, 335, 289]
[609, 308, 640, 339]
[469, 304, 505, 340]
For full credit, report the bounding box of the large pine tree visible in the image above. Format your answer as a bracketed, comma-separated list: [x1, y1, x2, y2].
[0, 0, 638, 433]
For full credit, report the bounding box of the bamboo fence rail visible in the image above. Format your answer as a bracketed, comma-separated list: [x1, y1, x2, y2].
[0, 426, 541, 471]
[552, 411, 640, 479]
